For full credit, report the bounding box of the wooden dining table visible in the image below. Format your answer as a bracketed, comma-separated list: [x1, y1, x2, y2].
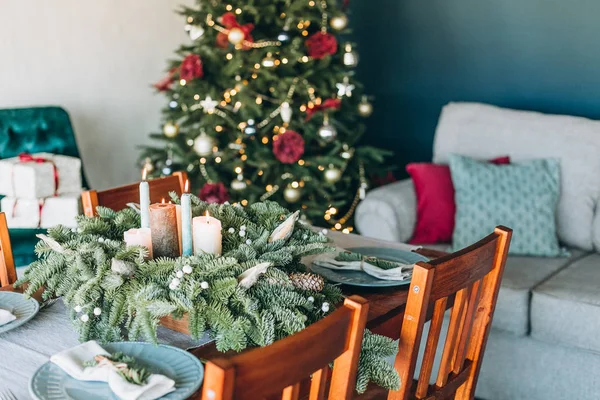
[0, 230, 447, 398]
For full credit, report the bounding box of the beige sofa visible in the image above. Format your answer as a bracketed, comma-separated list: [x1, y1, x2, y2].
[356, 102, 600, 400]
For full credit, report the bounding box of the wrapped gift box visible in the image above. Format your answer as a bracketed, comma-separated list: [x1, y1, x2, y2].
[0, 153, 82, 199]
[1, 194, 81, 228]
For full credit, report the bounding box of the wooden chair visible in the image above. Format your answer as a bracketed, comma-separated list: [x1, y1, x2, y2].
[386, 226, 512, 400]
[81, 171, 187, 216]
[0, 212, 17, 287]
[201, 295, 369, 400]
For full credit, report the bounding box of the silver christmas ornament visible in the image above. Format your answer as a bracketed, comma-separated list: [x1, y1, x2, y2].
[324, 166, 342, 184]
[200, 96, 219, 114]
[163, 121, 179, 138]
[318, 121, 338, 142]
[343, 43, 359, 67]
[280, 102, 292, 123]
[244, 119, 257, 135]
[262, 52, 276, 68]
[277, 29, 291, 43]
[336, 76, 355, 97]
[358, 95, 374, 117]
[193, 132, 215, 156]
[283, 186, 301, 203]
[330, 14, 349, 31]
[231, 178, 248, 191]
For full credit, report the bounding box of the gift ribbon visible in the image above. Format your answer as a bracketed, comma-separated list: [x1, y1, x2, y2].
[11, 198, 46, 228]
[305, 98, 341, 121]
[17, 152, 60, 196]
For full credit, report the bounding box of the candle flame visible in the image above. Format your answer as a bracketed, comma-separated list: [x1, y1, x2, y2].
[205, 210, 210, 223]
[142, 167, 148, 181]
[161, 198, 165, 204]
[184, 180, 189, 193]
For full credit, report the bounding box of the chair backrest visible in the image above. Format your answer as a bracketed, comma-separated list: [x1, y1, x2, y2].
[201, 295, 369, 400]
[390, 226, 512, 400]
[81, 171, 187, 216]
[0, 212, 17, 287]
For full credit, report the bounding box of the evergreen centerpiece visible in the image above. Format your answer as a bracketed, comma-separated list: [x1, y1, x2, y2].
[139, 0, 390, 231]
[17, 197, 399, 393]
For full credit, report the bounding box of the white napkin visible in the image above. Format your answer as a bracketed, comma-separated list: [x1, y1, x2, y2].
[51, 341, 176, 400]
[0, 308, 16, 326]
[313, 248, 414, 281]
[108, 370, 175, 400]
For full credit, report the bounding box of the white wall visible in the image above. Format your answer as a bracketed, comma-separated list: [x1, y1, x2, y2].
[0, 0, 193, 189]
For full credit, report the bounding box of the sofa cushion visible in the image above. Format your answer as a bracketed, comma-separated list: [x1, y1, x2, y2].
[531, 253, 600, 352]
[492, 249, 584, 336]
[433, 102, 600, 251]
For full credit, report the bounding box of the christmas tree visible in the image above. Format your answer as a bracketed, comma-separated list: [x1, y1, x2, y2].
[140, 0, 390, 230]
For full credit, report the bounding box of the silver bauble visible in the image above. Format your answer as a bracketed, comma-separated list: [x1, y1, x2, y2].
[244, 119, 257, 135]
[283, 186, 301, 203]
[324, 167, 342, 184]
[318, 122, 338, 142]
[163, 121, 179, 138]
[231, 179, 248, 191]
[343, 43, 359, 67]
[330, 14, 349, 31]
[193, 132, 215, 156]
[277, 30, 291, 43]
[262, 53, 276, 68]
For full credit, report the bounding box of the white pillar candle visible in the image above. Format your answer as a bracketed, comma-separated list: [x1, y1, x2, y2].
[124, 228, 153, 259]
[175, 204, 182, 255]
[192, 212, 222, 256]
[139, 168, 150, 229]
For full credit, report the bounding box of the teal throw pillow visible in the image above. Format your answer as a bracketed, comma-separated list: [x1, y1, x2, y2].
[449, 154, 564, 256]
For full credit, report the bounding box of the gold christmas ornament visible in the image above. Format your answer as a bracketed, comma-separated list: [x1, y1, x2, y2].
[231, 178, 248, 191]
[324, 166, 342, 184]
[227, 27, 245, 45]
[193, 132, 215, 156]
[343, 43, 359, 67]
[289, 272, 325, 292]
[162, 121, 179, 138]
[283, 186, 302, 203]
[330, 14, 349, 31]
[358, 96, 374, 117]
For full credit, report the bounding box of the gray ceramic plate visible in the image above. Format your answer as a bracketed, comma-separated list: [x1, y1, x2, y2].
[0, 291, 39, 334]
[29, 342, 204, 400]
[310, 246, 428, 287]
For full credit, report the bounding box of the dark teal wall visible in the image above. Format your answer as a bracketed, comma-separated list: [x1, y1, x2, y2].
[350, 0, 600, 174]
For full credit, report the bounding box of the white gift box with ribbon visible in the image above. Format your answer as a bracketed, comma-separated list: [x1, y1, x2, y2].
[1, 193, 81, 228]
[0, 152, 82, 199]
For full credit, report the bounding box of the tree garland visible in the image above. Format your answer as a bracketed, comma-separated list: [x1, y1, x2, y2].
[16, 196, 400, 393]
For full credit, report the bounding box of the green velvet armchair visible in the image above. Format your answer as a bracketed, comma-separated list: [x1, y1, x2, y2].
[0, 107, 86, 266]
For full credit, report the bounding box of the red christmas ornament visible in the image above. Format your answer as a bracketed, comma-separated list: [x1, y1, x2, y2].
[153, 68, 177, 92]
[199, 182, 230, 204]
[305, 32, 338, 59]
[273, 131, 305, 164]
[305, 98, 341, 121]
[180, 54, 204, 81]
[216, 12, 255, 49]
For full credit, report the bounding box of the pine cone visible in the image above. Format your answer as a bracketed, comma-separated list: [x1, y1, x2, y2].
[289, 272, 325, 292]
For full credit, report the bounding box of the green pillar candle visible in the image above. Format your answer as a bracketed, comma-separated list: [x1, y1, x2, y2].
[149, 202, 180, 258]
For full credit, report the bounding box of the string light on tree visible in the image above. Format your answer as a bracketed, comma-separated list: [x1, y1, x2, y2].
[163, 121, 179, 138]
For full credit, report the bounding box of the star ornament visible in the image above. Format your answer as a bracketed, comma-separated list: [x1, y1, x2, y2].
[336, 76, 355, 97]
[200, 96, 219, 113]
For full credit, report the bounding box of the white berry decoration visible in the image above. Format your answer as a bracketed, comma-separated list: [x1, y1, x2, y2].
[239, 230, 246, 237]
[176, 270, 184, 278]
[245, 239, 252, 245]
[228, 227, 235, 233]
[320, 229, 328, 235]
[307, 296, 314, 303]
[322, 302, 330, 312]
[74, 305, 82, 313]
[93, 307, 102, 316]
[80, 314, 90, 322]
[182, 265, 193, 274]
[201, 281, 209, 289]
[240, 225, 246, 231]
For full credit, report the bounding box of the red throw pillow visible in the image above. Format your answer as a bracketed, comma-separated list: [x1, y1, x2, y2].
[407, 156, 510, 244]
